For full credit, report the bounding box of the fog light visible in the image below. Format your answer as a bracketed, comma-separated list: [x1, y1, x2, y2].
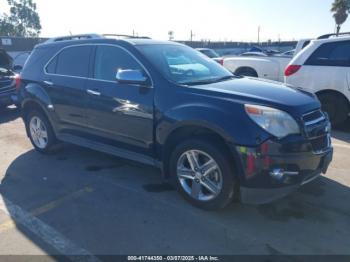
[270, 169, 299, 181]
[270, 169, 285, 180]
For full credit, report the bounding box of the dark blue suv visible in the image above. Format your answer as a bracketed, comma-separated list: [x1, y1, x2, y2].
[18, 34, 333, 210]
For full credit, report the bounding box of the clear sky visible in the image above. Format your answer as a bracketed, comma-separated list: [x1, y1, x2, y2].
[1, 0, 348, 41]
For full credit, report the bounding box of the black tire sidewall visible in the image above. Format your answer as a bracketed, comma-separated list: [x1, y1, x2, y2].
[25, 110, 56, 153]
[236, 68, 257, 77]
[169, 139, 236, 210]
[318, 93, 349, 126]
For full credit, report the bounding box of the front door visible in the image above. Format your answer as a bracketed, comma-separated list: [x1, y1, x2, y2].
[85, 45, 154, 156]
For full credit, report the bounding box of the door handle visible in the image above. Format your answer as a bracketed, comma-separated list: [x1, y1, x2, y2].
[43, 81, 54, 86]
[87, 89, 101, 96]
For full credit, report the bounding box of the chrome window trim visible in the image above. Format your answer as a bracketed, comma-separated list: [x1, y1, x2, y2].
[43, 43, 154, 88]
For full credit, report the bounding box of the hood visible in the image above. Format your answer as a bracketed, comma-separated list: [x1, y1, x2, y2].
[192, 77, 320, 116]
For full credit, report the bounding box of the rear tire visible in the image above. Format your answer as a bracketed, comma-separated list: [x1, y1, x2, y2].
[169, 139, 237, 210]
[317, 93, 349, 126]
[235, 68, 258, 77]
[25, 110, 57, 154]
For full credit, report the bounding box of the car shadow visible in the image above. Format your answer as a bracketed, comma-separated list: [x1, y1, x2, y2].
[0, 106, 21, 125]
[1, 146, 350, 255]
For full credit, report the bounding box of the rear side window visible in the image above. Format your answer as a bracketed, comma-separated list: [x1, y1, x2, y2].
[305, 41, 350, 67]
[46, 46, 91, 77]
[93, 45, 143, 81]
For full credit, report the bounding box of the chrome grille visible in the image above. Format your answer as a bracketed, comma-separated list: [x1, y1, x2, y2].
[302, 109, 330, 154]
[302, 110, 326, 126]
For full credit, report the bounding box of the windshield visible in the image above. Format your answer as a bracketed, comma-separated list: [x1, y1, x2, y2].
[137, 44, 233, 85]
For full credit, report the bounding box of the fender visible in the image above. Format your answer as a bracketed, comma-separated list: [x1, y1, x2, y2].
[21, 83, 53, 109]
[157, 102, 270, 148]
[21, 83, 59, 134]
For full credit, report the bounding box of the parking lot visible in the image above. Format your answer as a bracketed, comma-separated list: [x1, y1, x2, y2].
[0, 106, 350, 258]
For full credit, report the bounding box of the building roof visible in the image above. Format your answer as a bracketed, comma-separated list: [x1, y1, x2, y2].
[0, 37, 47, 52]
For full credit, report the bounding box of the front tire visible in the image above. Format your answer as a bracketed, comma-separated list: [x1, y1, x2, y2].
[25, 110, 57, 154]
[170, 139, 237, 210]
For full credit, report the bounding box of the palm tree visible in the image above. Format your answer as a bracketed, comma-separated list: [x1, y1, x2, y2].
[331, 0, 350, 35]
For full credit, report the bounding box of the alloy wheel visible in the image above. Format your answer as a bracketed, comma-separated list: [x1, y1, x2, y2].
[29, 116, 48, 149]
[177, 150, 223, 201]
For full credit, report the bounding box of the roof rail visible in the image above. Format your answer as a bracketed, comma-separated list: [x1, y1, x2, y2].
[103, 34, 151, 39]
[44, 34, 103, 43]
[43, 33, 151, 45]
[317, 32, 350, 39]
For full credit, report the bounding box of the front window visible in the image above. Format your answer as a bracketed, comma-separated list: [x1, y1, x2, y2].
[94, 45, 144, 81]
[137, 44, 232, 85]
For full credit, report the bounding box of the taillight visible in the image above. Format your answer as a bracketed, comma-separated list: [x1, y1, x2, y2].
[218, 58, 224, 66]
[285, 65, 301, 77]
[15, 74, 21, 90]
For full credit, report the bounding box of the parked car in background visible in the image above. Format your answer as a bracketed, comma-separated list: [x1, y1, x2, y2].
[18, 34, 333, 210]
[196, 48, 224, 65]
[12, 51, 30, 72]
[224, 54, 291, 81]
[281, 49, 295, 57]
[0, 49, 19, 109]
[223, 39, 318, 81]
[239, 52, 268, 57]
[285, 33, 350, 126]
[294, 39, 311, 56]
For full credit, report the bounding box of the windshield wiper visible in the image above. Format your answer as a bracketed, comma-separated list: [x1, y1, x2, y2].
[181, 75, 235, 86]
[211, 75, 236, 83]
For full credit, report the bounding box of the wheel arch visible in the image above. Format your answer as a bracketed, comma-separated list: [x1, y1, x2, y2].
[160, 123, 242, 181]
[234, 66, 259, 77]
[316, 89, 350, 108]
[22, 99, 56, 137]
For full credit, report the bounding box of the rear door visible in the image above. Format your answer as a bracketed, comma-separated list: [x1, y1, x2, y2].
[85, 45, 154, 156]
[44, 45, 93, 133]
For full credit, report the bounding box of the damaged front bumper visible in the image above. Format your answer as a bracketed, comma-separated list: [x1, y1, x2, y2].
[235, 133, 333, 204]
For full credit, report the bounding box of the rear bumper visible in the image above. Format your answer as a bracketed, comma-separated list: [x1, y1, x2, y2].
[235, 136, 333, 204]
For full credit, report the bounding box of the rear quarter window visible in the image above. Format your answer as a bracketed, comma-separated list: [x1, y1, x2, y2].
[46, 56, 57, 74]
[305, 41, 350, 67]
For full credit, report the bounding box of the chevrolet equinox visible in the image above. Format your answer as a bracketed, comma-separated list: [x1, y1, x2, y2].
[17, 35, 333, 210]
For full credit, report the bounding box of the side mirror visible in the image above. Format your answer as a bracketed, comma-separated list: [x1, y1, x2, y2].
[116, 69, 149, 86]
[13, 65, 23, 72]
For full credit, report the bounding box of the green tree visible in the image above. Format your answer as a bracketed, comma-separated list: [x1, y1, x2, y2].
[0, 0, 41, 37]
[331, 0, 350, 35]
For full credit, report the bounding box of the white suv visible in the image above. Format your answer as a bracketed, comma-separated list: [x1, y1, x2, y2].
[285, 33, 350, 126]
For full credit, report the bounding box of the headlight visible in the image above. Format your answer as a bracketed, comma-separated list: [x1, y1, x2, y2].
[245, 104, 300, 139]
